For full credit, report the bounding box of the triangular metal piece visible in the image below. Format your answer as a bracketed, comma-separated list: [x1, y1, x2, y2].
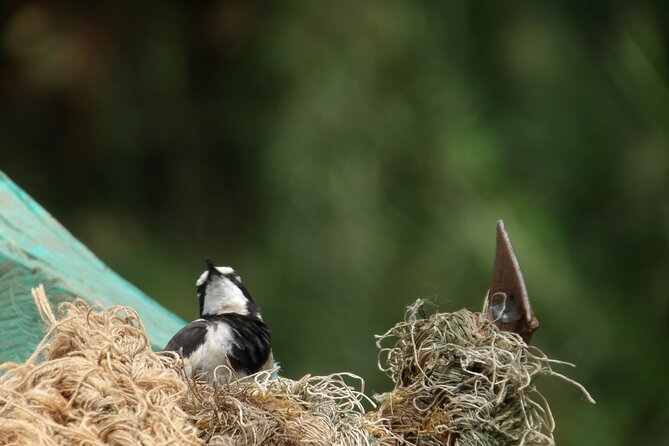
[485, 220, 539, 343]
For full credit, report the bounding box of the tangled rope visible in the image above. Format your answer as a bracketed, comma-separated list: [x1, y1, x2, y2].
[0, 288, 592, 445]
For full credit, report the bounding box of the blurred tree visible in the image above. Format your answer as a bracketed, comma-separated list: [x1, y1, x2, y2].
[1, 1, 668, 444]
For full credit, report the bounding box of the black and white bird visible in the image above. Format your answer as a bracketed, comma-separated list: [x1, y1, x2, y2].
[164, 260, 274, 382]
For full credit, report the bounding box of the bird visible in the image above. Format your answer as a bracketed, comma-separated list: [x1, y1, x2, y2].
[164, 259, 274, 383]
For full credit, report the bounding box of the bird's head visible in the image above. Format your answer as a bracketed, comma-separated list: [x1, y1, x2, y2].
[196, 259, 259, 318]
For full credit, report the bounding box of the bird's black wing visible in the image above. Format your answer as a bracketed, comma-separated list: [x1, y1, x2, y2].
[164, 320, 208, 357]
[208, 314, 272, 374]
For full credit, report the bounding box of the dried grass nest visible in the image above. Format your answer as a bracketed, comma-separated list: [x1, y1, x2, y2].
[0, 286, 593, 445]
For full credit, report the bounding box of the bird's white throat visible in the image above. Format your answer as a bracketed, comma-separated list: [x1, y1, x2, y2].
[202, 275, 249, 316]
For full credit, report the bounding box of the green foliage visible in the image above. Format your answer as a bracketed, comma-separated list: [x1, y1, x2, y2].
[1, 1, 668, 444]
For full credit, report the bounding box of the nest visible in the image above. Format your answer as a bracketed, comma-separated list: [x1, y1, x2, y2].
[370, 300, 593, 445]
[182, 371, 385, 445]
[0, 287, 592, 445]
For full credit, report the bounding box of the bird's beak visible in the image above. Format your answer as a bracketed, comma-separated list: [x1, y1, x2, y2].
[205, 258, 218, 275]
[484, 220, 540, 343]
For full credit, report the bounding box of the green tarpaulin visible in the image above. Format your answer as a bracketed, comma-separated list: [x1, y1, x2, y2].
[0, 171, 185, 363]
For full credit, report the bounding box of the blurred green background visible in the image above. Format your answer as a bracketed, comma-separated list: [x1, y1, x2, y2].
[1, 1, 668, 444]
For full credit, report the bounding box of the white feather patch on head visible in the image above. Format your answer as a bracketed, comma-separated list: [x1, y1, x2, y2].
[196, 266, 236, 286]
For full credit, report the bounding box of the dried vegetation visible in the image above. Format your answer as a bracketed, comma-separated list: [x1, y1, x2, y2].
[0, 287, 592, 445]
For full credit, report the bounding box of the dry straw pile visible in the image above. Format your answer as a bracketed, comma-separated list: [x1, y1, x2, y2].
[0, 287, 592, 445]
[370, 300, 593, 445]
[0, 285, 199, 445]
